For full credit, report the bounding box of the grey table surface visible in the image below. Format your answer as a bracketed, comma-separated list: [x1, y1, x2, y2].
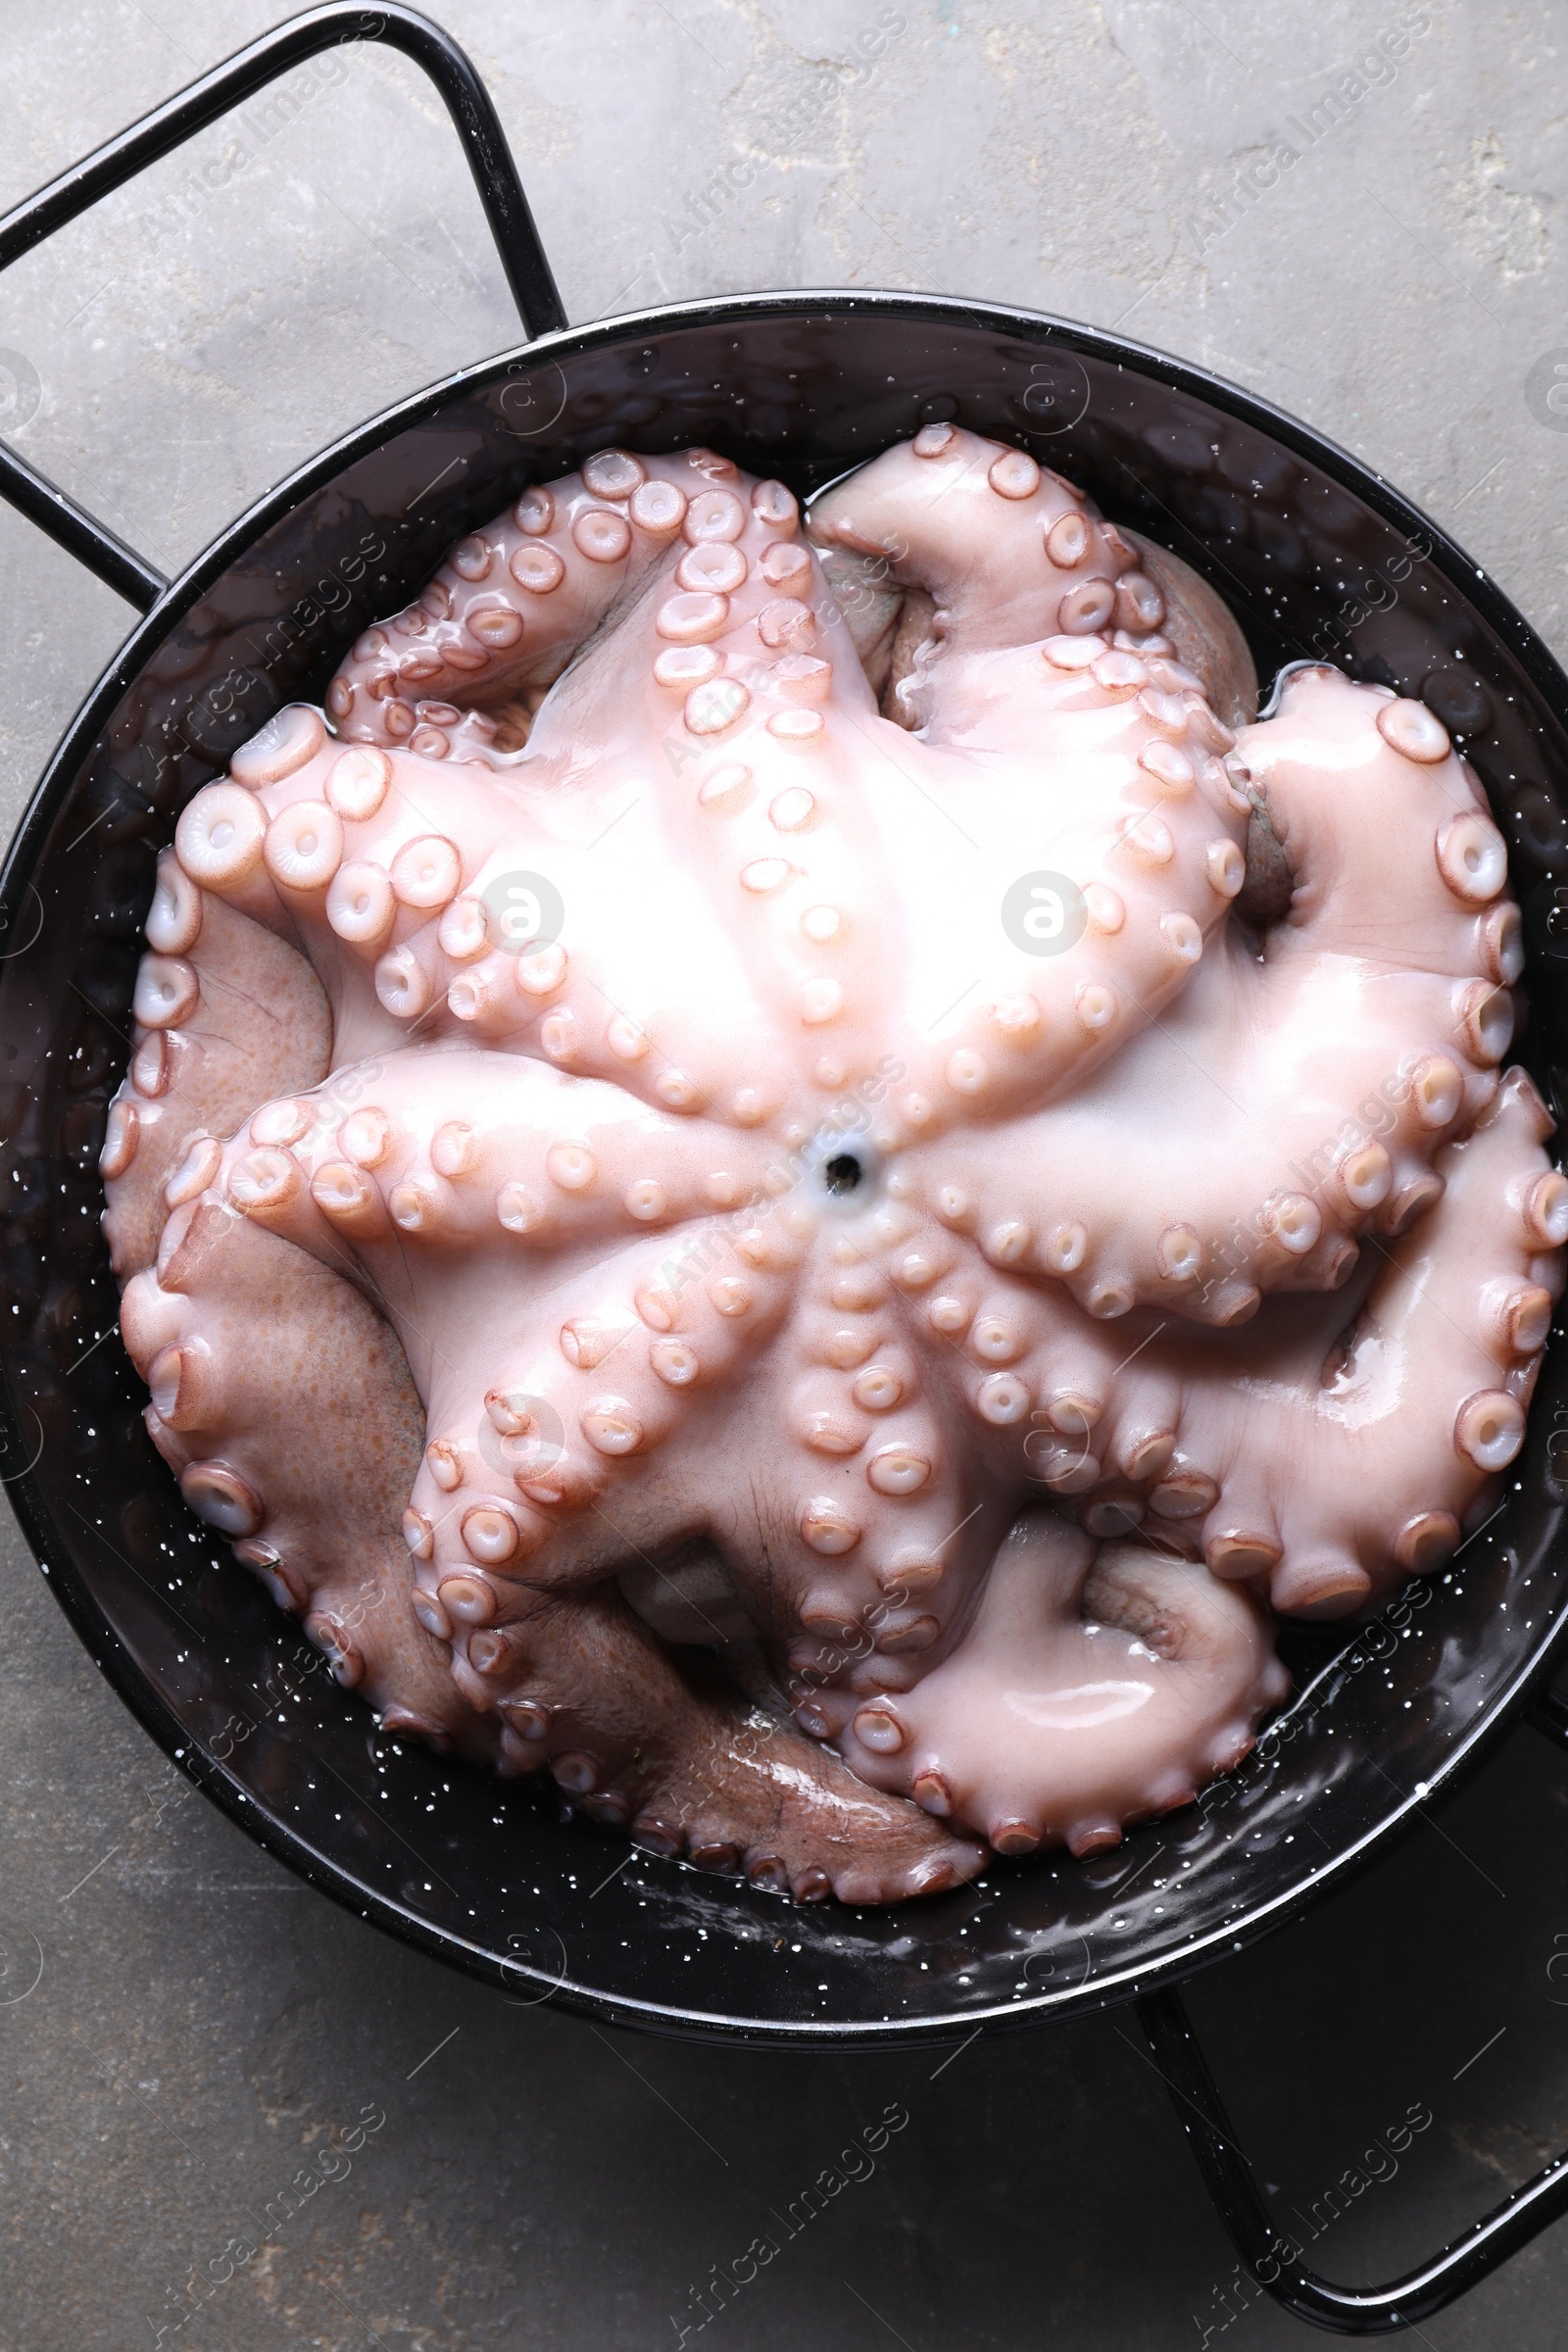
[4, 1, 1568, 2344]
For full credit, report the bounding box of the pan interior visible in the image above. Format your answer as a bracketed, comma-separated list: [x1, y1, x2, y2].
[4, 298, 1565, 2042]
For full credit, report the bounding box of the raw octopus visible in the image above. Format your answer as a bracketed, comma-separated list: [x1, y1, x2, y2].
[101, 426, 1564, 1905]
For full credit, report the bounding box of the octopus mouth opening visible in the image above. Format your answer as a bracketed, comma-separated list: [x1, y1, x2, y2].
[802, 1123, 884, 1213]
[100, 423, 1560, 1909]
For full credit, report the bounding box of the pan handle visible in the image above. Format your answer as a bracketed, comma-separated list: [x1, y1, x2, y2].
[0, 3, 566, 612]
[1138, 1895, 1568, 2338]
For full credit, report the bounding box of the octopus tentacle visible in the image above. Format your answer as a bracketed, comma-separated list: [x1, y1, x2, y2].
[1118, 527, 1258, 729]
[980, 1062, 1553, 1615]
[1174, 1064, 1558, 1616]
[443, 1577, 987, 1902]
[121, 1202, 496, 1759]
[815, 1510, 1285, 1856]
[999, 1068, 1559, 1617]
[328, 449, 754, 757]
[122, 1156, 985, 1897]
[906, 666, 1515, 1320]
[210, 1051, 779, 1279]
[807, 422, 1255, 738]
[102, 847, 330, 1281]
[800, 432, 1256, 1135]
[261, 507, 892, 1117]
[181, 743, 519, 1064]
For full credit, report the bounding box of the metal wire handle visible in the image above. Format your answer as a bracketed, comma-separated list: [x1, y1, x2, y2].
[1139, 1702, 1568, 2334]
[0, 3, 566, 611]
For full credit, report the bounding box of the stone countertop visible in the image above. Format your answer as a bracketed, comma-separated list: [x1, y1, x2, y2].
[4, 3, 1568, 2343]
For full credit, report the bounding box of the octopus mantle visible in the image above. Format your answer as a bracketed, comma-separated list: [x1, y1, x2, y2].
[101, 428, 1563, 1905]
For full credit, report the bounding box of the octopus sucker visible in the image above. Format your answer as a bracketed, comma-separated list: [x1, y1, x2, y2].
[101, 427, 1562, 1903]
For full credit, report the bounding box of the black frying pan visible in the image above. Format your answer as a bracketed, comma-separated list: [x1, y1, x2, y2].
[4, 7, 1568, 2330]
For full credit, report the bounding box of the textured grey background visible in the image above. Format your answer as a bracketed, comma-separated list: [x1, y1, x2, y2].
[4, 1, 1568, 2345]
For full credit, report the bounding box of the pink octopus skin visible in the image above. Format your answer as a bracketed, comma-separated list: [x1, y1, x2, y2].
[98, 428, 1563, 1899]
